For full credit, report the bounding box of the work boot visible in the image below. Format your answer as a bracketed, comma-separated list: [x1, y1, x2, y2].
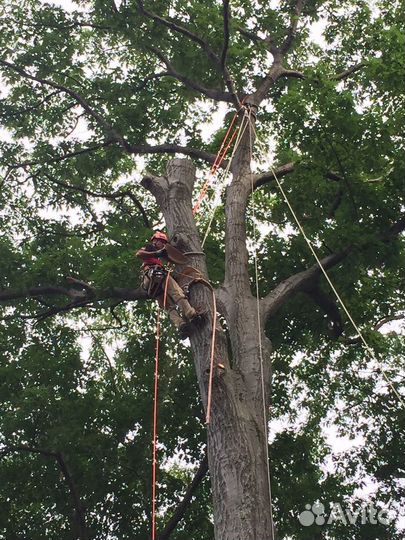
[178, 322, 192, 340]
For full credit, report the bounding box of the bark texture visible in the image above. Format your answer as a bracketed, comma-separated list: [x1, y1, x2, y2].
[142, 157, 274, 540]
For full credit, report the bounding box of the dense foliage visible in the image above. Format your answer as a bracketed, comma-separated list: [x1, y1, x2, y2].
[0, 0, 404, 538]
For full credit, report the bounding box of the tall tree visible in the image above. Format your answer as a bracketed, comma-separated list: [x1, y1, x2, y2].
[1, 1, 404, 539]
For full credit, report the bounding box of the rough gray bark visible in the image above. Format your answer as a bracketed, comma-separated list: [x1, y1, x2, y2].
[142, 156, 274, 540]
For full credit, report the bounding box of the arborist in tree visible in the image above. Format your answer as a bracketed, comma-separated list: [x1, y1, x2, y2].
[136, 231, 204, 338]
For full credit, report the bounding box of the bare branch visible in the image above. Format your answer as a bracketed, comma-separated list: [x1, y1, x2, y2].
[40, 173, 151, 228]
[137, 1, 220, 67]
[157, 455, 208, 540]
[146, 46, 234, 103]
[7, 141, 114, 170]
[262, 250, 350, 319]
[1, 445, 88, 540]
[65, 277, 96, 296]
[333, 62, 365, 81]
[128, 142, 221, 167]
[253, 162, 296, 189]
[279, 68, 305, 79]
[281, 0, 307, 54]
[0, 59, 128, 148]
[375, 314, 404, 332]
[262, 212, 405, 319]
[253, 162, 344, 190]
[221, 0, 231, 71]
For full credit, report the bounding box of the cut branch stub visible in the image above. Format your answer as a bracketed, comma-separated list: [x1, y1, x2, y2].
[142, 159, 199, 254]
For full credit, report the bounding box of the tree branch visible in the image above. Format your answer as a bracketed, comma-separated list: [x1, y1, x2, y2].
[128, 142, 221, 166]
[262, 212, 405, 320]
[1, 444, 57, 459]
[0, 59, 128, 148]
[54, 452, 89, 540]
[247, 61, 285, 107]
[382, 214, 405, 241]
[277, 62, 365, 84]
[333, 62, 365, 81]
[281, 0, 307, 54]
[344, 314, 405, 345]
[279, 68, 306, 79]
[1, 90, 63, 118]
[0, 285, 80, 303]
[0, 16, 111, 32]
[1, 445, 88, 540]
[328, 188, 344, 219]
[131, 71, 171, 93]
[7, 141, 114, 170]
[157, 455, 208, 540]
[146, 46, 234, 103]
[261, 250, 350, 319]
[9, 139, 219, 178]
[40, 173, 151, 228]
[304, 284, 343, 337]
[253, 162, 296, 189]
[217, 0, 241, 107]
[237, 26, 261, 43]
[0, 282, 148, 322]
[221, 0, 231, 71]
[137, 1, 220, 68]
[138, 3, 240, 106]
[253, 161, 344, 190]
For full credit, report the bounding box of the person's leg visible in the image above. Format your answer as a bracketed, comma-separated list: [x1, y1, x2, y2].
[166, 275, 196, 321]
[167, 307, 186, 329]
[157, 295, 186, 330]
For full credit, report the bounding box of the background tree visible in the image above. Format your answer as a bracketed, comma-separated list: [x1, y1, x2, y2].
[0, 1, 404, 539]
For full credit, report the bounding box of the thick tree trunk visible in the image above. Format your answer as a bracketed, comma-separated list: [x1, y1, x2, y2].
[142, 158, 274, 540]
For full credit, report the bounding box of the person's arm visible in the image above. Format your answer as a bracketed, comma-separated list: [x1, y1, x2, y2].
[136, 243, 166, 260]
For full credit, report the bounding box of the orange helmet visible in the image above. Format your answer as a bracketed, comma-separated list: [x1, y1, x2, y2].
[151, 231, 168, 243]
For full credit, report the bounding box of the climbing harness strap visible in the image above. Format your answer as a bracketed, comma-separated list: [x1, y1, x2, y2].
[142, 266, 168, 298]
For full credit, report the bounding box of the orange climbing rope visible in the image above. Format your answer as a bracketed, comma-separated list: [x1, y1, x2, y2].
[192, 105, 249, 423]
[151, 271, 171, 540]
[205, 287, 217, 424]
[192, 109, 242, 215]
